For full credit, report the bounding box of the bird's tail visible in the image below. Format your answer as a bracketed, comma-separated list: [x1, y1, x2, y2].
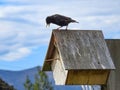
[71, 19, 79, 23]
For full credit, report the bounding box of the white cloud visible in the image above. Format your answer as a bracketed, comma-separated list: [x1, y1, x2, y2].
[0, 0, 120, 61]
[0, 47, 31, 61]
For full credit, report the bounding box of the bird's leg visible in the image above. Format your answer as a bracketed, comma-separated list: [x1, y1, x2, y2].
[57, 26, 62, 30]
[66, 25, 68, 30]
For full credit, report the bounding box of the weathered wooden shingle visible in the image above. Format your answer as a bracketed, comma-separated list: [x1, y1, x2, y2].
[42, 30, 115, 71]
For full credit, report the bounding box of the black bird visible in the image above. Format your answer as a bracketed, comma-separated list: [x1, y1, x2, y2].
[46, 14, 78, 30]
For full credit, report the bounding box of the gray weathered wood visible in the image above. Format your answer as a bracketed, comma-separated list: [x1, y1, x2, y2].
[42, 30, 115, 71]
[53, 30, 115, 70]
[102, 39, 120, 90]
[42, 30, 115, 85]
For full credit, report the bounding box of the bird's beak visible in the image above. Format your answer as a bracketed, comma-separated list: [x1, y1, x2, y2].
[46, 24, 50, 27]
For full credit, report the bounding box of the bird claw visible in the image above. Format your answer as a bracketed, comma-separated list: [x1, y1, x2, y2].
[57, 26, 62, 30]
[56, 28, 60, 30]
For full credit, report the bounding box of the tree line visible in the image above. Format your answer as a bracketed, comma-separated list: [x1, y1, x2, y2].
[0, 78, 16, 90]
[24, 67, 53, 90]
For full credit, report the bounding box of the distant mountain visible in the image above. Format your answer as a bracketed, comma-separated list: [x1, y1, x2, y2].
[0, 67, 39, 90]
[0, 66, 82, 90]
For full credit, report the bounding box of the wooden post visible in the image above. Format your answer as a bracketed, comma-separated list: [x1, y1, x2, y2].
[101, 39, 120, 90]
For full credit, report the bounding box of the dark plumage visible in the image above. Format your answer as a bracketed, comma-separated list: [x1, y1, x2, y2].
[46, 14, 78, 30]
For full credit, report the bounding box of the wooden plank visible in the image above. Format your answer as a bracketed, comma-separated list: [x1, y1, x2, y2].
[53, 30, 115, 70]
[45, 58, 59, 62]
[42, 33, 55, 71]
[51, 48, 68, 85]
[66, 70, 110, 85]
[102, 39, 120, 90]
[88, 70, 110, 85]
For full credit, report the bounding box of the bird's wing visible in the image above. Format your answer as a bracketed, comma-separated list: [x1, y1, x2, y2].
[54, 14, 72, 23]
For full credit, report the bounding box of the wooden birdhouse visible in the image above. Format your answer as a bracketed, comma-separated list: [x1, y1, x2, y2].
[42, 30, 115, 85]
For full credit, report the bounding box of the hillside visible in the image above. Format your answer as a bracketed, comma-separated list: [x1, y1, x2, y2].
[0, 78, 15, 90]
[0, 66, 82, 90]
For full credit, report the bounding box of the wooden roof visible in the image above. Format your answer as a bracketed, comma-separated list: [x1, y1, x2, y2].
[42, 30, 115, 71]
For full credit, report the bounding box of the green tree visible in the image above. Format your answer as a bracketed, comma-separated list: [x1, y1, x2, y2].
[33, 70, 53, 90]
[24, 75, 33, 90]
[24, 68, 53, 90]
[0, 78, 16, 90]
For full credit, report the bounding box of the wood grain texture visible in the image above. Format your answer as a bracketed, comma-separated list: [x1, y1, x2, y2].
[42, 30, 116, 85]
[66, 70, 110, 85]
[42, 30, 115, 71]
[53, 30, 115, 70]
[102, 39, 120, 90]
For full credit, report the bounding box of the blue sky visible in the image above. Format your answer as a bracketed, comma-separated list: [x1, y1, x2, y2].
[0, 0, 120, 71]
